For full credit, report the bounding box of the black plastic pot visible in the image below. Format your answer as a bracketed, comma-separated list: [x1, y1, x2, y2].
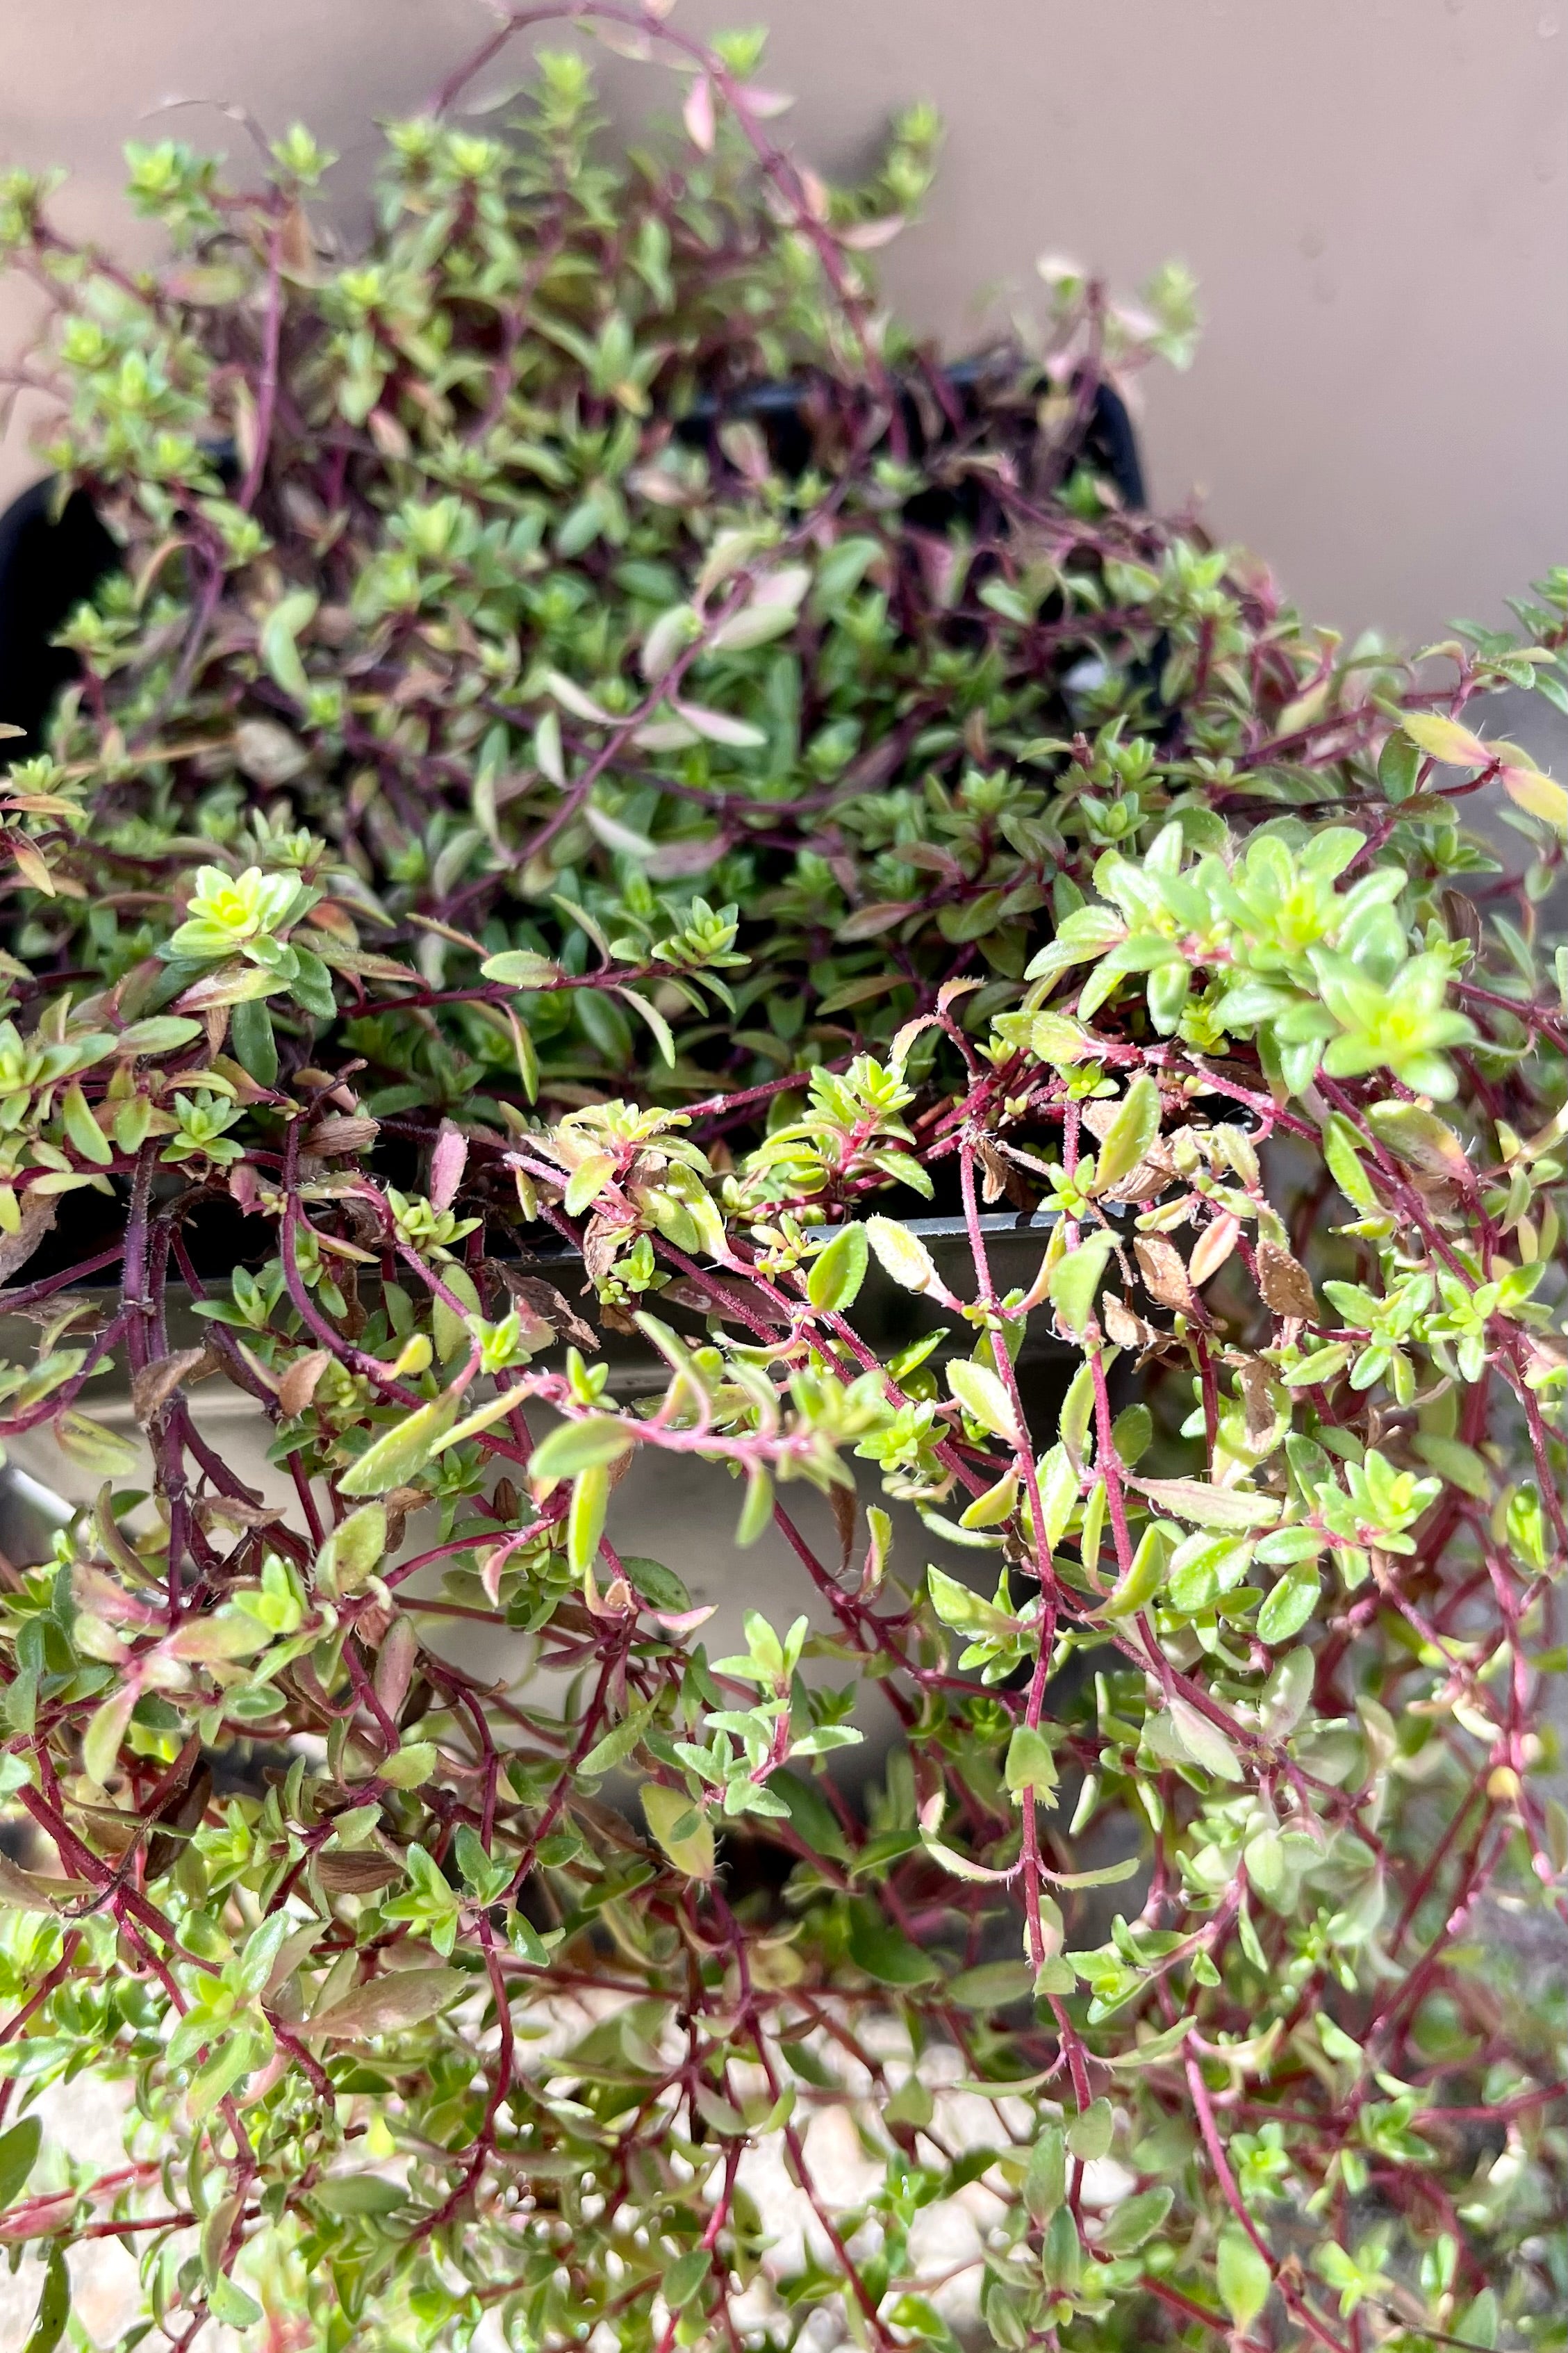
[0, 355, 1109, 1555]
[0, 475, 118, 755]
[0, 358, 1141, 755]
[677, 359, 1145, 522]
[0, 355, 1142, 1286]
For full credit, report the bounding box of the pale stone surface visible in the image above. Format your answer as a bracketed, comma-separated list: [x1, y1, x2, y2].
[0, 2080, 140, 2352]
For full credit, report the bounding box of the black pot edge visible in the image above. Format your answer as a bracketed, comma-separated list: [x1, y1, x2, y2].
[0, 356, 1143, 755]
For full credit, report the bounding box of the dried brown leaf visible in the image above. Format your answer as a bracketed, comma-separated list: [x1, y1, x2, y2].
[1134, 1236, 1195, 1314]
[195, 1495, 281, 1531]
[0, 1852, 86, 1914]
[1235, 1358, 1278, 1445]
[277, 1349, 332, 1418]
[0, 1190, 57, 1286]
[277, 202, 317, 281]
[1102, 1291, 1146, 1350]
[309, 1115, 380, 1158]
[975, 1138, 1012, 1206]
[1256, 1239, 1317, 1320]
[659, 1272, 788, 1328]
[495, 1268, 600, 1350]
[304, 1965, 466, 2039]
[131, 1347, 213, 1426]
[830, 1482, 859, 1573]
[315, 1850, 403, 1894]
[145, 1764, 213, 1880]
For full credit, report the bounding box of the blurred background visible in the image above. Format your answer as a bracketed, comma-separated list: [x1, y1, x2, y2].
[1, 0, 1564, 654]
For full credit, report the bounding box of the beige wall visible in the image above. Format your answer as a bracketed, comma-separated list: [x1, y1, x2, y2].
[1, 0, 1564, 647]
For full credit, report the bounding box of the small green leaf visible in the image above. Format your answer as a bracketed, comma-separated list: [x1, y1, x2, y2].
[113, 1016, 204, 1056]
[260, 587, 319, 704]
[806, 1221, 868, 1314]
[529, 1416, 634, 1482]
[1216, 2224, 1272, 2331]
[534, 708, 566, 787]
[866, 1215, 946, 1297]
[773, 1768, 850, 1864]
[579, 1697, 658, 1778]
[640, 601, 701, 680]
[1112, 1400, 1153, 1464]
[1057, 1357, 1097, 1461]
[1098, 2184, 1174, 2253]
[564, 1151, 618, 1215]
[53, 1409, 140, 1477]
[481, 949, 565, 989]
[1048, 1229, 1116, 1338]
[1378, 730, 1422, 803]
[431, 1259, 481, 1365]
[662, 2247, 711, 2309]
[708, 590, 804, 655]
[339, 1393, 458, 1495]
[735, 1464, 773, 1547]
[1257, 1565, 1320, 1643]
[1045, 1855, 1143, 1891]
[1165, 1696, 1244, 1781]
[543, 667, 614, 724]
[1066, 2097, 1114, 2161]
[188, 2031, 259, 2120]
[1364, 1099, 1469, 1179]
[1105, 2016, 1194, 2067]
[0, 2116, 42, 2211]
[620, 1556, 691, 1612]
[671, 699, 766, 748]
[314, 1502, 388, 1596]
[23, 2243, 69, 2353]
[641, 1782, 715, 1878]
[925, 1564, 1016, 1639]
[61, 1083, 113, 1166]
[1031, 1011, 1094, 1063]
[1134, 1478, 1277, 1531]
[884, 2075, 934, 2128]
[615, 987, 676, 1067]
[232, 1912, 292, 2001]
[1500, 761, 1568, 830]
[1412, 1433, 1492, 1500]
[947, 1357, 1017, 1441]
[846, 1905, 939, 1986]
[1089, 1520, 1173, 1621]
[1004, 1724, 1059, 1798]
[313, 2176, 407, 2217]
[1094, 1074, 1160, 1195]
[229, 997, 278, 1087]
[1323, 1113, 1380, 1211]
[379, 1741, 438, 1789]
[82, 1684, 135, 1785]
[946, 1960, 1034, 2010]
[959, 1471, 1020, 1530]
[1023, 2124, 1066, 2222]
[1402, 711, 1491, 769]
[568, 1463, 609, 1581]
[1456, 2288, 1499, 2350]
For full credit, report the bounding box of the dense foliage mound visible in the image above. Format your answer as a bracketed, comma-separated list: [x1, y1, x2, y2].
[0, 11, 1563, 2351]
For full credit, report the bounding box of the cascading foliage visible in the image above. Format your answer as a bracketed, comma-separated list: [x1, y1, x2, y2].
[0, 9, 1564, 2350]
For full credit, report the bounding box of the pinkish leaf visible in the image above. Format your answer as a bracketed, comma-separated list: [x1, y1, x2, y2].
[683, 76, 716, 153]
[429, 1120, 468, 1212]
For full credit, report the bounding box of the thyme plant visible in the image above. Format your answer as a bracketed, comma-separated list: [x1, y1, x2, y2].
[0, 10, 1564, 2351]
